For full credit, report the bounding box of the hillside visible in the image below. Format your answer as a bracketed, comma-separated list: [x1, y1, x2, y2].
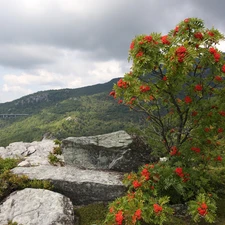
[0, 78, 121, 114]
[0, 78, 143, 147]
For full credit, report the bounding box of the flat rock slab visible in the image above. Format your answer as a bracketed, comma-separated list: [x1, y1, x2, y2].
[12, 165, 126, 205]
[0, 188, 74, 225]
[0, 140, 58, 166]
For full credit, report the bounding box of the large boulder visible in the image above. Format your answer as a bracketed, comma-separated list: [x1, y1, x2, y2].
[0, 188, 74, 225]
[12, 165, 126, 205]
[62, 130, 155, 172]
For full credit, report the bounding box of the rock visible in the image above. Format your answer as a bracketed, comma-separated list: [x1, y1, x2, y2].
[0, 140, 58, 166]
[62, 130, 156, 172]
[12, 165, 126, 205]
[0, 188, 74, 225]
[0, 138, 126, 206]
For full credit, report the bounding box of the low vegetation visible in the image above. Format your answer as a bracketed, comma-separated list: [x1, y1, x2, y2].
[0, 157, 53, 203]
[74, 202, 108, 225]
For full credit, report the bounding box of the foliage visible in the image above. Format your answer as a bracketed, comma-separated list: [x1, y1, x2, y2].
[52, 146, 62, 155]
[54, 139, 62, 146]
[47, 152, 64, 166]
[73, 197, 225, 225]
[48, 139, 64, 166]
[105, 18, 225, 224]
[53, 140, 62, 155]
[0, 157, 20, 173]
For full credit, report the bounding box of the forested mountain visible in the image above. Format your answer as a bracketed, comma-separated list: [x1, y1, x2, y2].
[0, 78, 144, 147]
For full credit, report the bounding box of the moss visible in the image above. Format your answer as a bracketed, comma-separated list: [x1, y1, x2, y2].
[74, 202, 108, 225]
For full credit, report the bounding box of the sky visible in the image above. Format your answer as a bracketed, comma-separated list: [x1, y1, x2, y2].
[0, 0, 225, 103]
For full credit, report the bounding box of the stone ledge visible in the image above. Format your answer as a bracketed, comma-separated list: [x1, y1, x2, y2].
[12, 165, 126, 205]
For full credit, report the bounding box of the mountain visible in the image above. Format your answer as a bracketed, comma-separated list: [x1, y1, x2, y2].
[0, 78, 121, 114]
[0, 78, 143, 147]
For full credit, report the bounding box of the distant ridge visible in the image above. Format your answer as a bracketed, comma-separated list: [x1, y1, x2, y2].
[0, 78, 120, 114]
[0, 77, 143, 147]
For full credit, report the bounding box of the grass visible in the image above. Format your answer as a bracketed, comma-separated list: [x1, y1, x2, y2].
[74, 202, 108, 225]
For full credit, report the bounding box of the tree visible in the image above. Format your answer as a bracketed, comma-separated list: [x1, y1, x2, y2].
[105, 18, 225, 224]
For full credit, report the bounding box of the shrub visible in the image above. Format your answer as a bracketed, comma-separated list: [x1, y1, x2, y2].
[53, 146, 62, 155]
[48, 152, 64, 166]
[0, 157, 20, 173]
[105, 17, 225, 224]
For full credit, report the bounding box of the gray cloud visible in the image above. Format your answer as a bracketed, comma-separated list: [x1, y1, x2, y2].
[0, 44, 61, 69]
[0, 0, 225, 102]
[1, 0, 224, 64]
[1, 0, 225, 64]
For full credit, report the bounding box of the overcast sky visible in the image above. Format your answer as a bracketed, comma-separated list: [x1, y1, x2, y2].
[0, 0, 225, 103]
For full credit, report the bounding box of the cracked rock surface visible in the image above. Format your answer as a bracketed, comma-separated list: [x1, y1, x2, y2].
[0, 140, 58, 166]
[62, 130, 155, 172]
[0, 188, 74, 225]
[12, 165, 126, 205]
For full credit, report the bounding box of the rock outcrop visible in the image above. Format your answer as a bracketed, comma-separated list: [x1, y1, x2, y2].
[0, 137, 126, 205]
[0, 140, 58, 166]
[62, 130, 155, 172]
[12, 165, 126, 205]
[0, 131, 154, 209]
[0, 188, 74, 225]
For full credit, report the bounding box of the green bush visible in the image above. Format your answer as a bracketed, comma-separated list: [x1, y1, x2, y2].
[0, 157, 20, 173]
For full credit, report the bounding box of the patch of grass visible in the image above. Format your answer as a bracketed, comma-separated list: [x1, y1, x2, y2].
[74, 202, 108, 225]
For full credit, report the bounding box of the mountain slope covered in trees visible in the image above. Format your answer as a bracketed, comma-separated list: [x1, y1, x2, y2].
[0, 78, 144, 147]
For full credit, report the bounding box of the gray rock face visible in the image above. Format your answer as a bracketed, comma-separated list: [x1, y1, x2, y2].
[0, 188, 74, 225]
[0, 138, 126, 206]
[62, 130, 154, 172]
[12, 165, 126, 205]
[0, 140, 57, 166]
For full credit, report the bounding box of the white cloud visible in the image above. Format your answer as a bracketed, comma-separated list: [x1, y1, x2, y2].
[88, 60, 125, 81]
[218, 40, 225, 52]
[3, 71, 63, 86]
[1, 83, 33, 103]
